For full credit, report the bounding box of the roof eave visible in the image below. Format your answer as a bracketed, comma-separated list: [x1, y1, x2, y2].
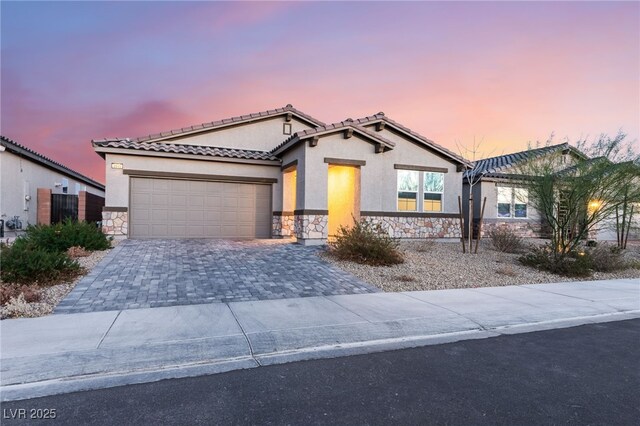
[1, 136, 105, 190]
[93, 146, 281, 166]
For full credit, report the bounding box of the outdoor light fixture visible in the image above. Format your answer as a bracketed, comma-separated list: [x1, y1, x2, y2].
[111, 162, 123, 169]
[588, 200, 602, 210]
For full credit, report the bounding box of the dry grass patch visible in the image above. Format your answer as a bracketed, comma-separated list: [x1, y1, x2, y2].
[495, 266, 519, 277]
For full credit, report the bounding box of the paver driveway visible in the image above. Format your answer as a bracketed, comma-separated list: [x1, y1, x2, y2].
[55, 239, 378, 314]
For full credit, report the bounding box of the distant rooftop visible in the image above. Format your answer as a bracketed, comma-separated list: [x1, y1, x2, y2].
[1, 135, 105, 190]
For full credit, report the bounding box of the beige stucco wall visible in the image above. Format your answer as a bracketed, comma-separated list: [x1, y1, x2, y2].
[474, 181, 541, 222]
[155, 117, 314, 151]
[299, 131, 463, 213]
[104, 153, 280, 208]
[279, 144, 306, 212]
[0, 150, 104, 227]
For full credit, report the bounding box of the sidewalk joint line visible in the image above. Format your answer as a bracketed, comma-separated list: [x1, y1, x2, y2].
[96, 311, 122, 349]
[403, 294, 489, 331]
[227, 303, 261, 366]
[322, 296, 373, 324]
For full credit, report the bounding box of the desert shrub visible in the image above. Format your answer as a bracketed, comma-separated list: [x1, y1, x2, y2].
[23, 219, 111, 252]
[2, 294, 37, 318]
[585, 244, 625, 272]
[67, 246, 91, 258]
[329, 219, 404, 266]
[489, 228, 525, 253]
[0, 238, 80, 285]
[519, 245, 593, 277]
[0, 284, 41, 306]
[495, 266, 518, 277]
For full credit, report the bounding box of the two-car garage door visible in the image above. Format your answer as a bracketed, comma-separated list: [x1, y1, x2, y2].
[130, 177, 272, 239]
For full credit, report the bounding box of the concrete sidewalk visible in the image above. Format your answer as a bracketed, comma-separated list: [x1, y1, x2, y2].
[1, 279, 638, 401]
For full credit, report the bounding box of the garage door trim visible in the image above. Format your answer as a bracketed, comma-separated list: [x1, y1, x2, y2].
[123, 169, 278, 184]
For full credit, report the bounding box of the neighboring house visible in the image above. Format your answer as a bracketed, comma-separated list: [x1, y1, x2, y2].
[462, 143, 587, 238]
[0, 136, 105, 234]
[93, 105, 471, 244]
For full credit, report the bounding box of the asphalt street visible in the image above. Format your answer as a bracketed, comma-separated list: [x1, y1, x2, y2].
[2, 319, 639, 425]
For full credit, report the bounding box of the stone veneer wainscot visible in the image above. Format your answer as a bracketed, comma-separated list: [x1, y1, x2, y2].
[362, 213, 462, 239]
[480, 219, 544, 238]
[102, 209, 128, 236]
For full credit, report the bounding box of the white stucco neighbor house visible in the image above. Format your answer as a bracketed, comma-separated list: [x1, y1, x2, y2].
[93, 105, 471, 244]
[461, 143, 585, 239]
[462, 143, 639, 241]
[0, 136, 105, 235]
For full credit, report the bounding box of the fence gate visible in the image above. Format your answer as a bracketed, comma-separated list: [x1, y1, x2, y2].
[51, 194, 78, 223]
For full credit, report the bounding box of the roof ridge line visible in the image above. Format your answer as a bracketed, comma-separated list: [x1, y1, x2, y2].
[97, 105, 326, 144]
[1, 135, 104, 189]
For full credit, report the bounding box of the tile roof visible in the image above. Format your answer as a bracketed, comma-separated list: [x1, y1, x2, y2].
[270, 119, 396, 156]
[354, 113, 472, 166]
[463, 143, 585, 181]
[92, 139, 280, 162]
[93, 104, 325, 145]
[1, 135, 105, 190]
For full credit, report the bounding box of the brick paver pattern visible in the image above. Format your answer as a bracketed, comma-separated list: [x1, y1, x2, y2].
[55, 239, 378, 314]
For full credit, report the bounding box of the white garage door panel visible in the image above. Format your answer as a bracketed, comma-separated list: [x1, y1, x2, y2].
[130, 177, 272, 239]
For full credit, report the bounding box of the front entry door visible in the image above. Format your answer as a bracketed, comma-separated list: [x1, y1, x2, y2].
[327, 165, 360, 237]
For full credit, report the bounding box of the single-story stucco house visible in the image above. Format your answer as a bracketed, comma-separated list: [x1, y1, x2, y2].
[1, 136, 105, 235]
[93, 105, 471, 244]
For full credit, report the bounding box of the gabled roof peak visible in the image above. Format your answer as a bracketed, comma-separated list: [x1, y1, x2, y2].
[353, 113, 471, 166]
[93, 105, 325, 145]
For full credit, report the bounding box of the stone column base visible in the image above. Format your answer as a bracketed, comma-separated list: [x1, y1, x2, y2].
[272, 213, 295, 238]
[294, 212, 328, 244]
[102, 209, 128, 236]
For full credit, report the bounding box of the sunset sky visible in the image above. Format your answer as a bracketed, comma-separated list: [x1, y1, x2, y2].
[2, 1, 638, 183]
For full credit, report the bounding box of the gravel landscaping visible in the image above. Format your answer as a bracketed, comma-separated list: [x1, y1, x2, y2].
[0, 240, 120, 319]
[321, 240, 640, 292]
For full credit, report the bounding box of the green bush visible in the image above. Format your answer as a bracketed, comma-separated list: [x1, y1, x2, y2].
[329, 219, 404, 266]
[489, 227, 525, 253]
[1, 238, 80, 285]
[24, 219, 111, 252]
[519, 245, 593, 277]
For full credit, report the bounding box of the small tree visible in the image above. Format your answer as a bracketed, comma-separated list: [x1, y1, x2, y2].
[576, 132, 640, 249]
[517, 132, 640, 259]
[457, 137, 494, 253]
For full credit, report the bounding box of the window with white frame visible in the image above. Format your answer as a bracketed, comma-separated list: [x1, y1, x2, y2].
[423, 172, 444, 212]
[397, 170, 419, 211]
[497, 186, 528, 218]
[397, 170, 445, 212]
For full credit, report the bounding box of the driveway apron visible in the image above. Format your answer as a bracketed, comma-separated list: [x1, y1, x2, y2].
[54, 239, 378, 314]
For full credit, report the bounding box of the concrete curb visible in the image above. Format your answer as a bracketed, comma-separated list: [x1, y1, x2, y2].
[2, 310, 638, 402]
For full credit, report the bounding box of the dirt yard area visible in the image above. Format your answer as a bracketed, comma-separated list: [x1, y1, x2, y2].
[322, 240, 640, 292]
